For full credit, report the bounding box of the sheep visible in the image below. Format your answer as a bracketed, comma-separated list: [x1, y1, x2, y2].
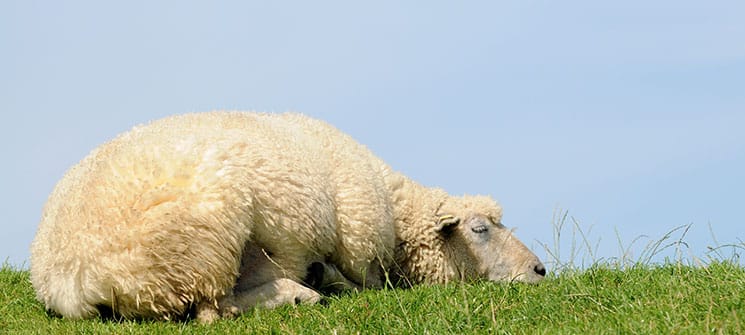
[29, 111, 545, 322]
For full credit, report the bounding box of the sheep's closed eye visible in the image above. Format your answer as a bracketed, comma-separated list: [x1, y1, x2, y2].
[471, 225, 488, 234]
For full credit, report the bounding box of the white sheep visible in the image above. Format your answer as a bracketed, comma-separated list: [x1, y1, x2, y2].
[30, 112, 545, 322]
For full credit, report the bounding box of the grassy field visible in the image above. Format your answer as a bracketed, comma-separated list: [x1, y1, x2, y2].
[4, 219, 743, 334]
[2, 260, 743, 334]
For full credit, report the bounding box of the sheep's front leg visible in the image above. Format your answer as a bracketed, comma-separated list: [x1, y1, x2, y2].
[218, 278, 321, 318]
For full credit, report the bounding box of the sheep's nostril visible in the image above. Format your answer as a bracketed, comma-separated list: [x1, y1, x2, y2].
[534, 263, 546, 277]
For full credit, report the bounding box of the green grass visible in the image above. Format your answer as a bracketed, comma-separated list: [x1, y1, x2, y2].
[4, 216, 744, 334]
[2, 261, 743, 334]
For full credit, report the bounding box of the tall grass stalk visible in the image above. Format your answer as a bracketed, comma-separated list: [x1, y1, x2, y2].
[542, 208, 744, 272]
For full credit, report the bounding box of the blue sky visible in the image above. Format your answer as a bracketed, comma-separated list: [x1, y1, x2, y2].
[2, 1, 744, 269]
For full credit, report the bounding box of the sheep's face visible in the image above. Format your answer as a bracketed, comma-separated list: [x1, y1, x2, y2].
[437, 212, 546, 284]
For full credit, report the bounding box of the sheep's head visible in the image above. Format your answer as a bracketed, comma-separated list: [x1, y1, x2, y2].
[436, 196, 545, 284]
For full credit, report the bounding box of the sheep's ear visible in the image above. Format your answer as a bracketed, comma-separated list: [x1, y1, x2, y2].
[435, 214, 461, 234]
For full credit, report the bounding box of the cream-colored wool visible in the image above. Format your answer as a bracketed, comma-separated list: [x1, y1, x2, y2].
[30, 111, 543, 321]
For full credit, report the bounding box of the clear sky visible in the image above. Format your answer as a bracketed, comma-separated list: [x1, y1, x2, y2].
[2, 1, 744, 269]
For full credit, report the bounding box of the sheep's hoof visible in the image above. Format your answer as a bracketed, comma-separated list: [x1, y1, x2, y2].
[292, 285, 322, 305]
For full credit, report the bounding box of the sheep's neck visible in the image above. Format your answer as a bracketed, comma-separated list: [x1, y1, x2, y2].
[385, 172, 451, 285]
